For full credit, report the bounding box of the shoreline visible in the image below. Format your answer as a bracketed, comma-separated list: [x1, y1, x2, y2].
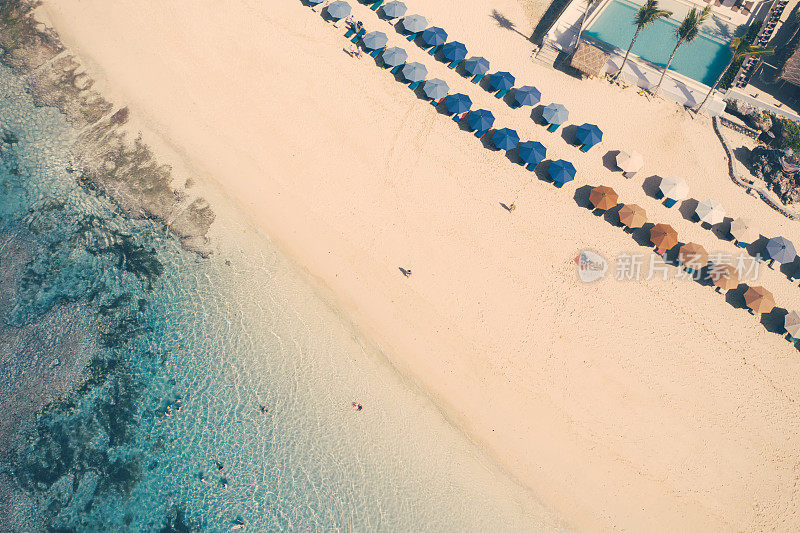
[24, 0, 800, 530]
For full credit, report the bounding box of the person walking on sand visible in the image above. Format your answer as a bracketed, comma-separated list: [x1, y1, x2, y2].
[508, 203, 516, 212]
[402, 268, 412, 278]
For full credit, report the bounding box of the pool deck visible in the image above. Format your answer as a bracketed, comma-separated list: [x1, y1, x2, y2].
[542, 0, 767, 114]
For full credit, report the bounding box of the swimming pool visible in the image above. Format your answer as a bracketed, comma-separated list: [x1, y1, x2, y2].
[585, 0, 733, 86]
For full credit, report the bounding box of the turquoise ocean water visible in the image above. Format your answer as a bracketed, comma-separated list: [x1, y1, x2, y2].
[585, 0, 733, 86]
[0, 63, 559, 531]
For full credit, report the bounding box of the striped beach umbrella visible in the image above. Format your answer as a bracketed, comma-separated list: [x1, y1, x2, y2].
[401, 62, 427, 82]
[423, 78, 449, 100]
[766, 236, 796, 264]
[744, 285, 775, 315]
[444, 93, 472, 115]
[381, 0, 407, 19]
[678, 242, 709, 270]
[442, 41, 468, 63]
[589, 185, 618, 211]
[616, 151, 644, 174]
[362, 31, 388, 50]
[542, 103, 569, 125]
[518, 141, 546, 167]
[488, 71, 515, 92]
[659, 176, 689, 201]
[513, 86, 541, 107]
[401, 14, 427, 33]
[576, 123, 603, 146]
[421, 26, 448, 47]
[650, 223, 678, 251]
[618, 204, 647, 229]
[467, 109, 494, 132]
[381, 46, 408, 68]
[710, 263, 739, 292]
[463, 56, 490, 76]
[548, 160, 576, 187]
[326, 1, 351, 19]
[729, 217, 759, 246]
[492, 128, 519, 151]
[695, 199, 725, 225]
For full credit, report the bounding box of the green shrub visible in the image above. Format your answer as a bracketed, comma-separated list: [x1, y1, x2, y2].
[780, 118, 800, 155]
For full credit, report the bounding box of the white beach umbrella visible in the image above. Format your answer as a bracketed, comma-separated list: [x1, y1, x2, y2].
[658, 176, 689, 201]
[695, 199, 725, 225]
[786, 311, 800, 338]
[616, 151, 644, 173]
[730, 217, 759, 244]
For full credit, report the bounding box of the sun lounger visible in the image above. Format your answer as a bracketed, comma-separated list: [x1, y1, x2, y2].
[453, 112, 463, 123]
[430, 97, 440, 106]
[371, 0, 384, 10]
[525, 163, 537, 171]
[663, 198, 677, 208]
[546, 123, 560, 132]
[495, 89, 509, 99]
[579, 144, 593, 152]
[471, 73, 485, 84]
[406, 31, 418, 41]
[475, 129, 489, 138]
[391, 63, 404, 74]
[409, 80, 423, 90]
[428, 45, 441, 55]
[448, 59, 462, 69]
[344, 26, 356, 38]
[370, 47, 384, 57]
[351, 28, 366, 43]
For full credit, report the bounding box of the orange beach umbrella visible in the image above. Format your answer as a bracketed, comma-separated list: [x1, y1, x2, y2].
[589, 185, 618, 211]
[678, 242, 709, 269]
[618, 204, 647, 229]
[744, 285, 775, 314]
[650, 223, 678, 250]
[710, 264, 739, 291]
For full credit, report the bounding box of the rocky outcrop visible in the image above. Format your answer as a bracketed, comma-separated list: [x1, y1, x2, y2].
[0, 0, 215, 256]
[725, 98, 778, 134]
[749, 145, 800, 205]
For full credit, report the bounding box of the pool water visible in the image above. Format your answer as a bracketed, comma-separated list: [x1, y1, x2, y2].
[585, 0, 733, 86]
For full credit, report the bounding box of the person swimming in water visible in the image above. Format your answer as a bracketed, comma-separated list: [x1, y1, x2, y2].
[216, 461, 224, 471]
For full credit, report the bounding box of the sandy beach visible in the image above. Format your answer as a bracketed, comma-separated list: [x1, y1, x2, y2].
[35, 0, 800, 530]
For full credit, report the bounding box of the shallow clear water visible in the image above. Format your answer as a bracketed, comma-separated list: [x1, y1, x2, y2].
[0, 61, 560, 531]
[585, 0, 733, 86]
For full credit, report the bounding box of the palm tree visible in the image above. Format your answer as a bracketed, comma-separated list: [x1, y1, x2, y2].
[615, 0, 672, 79]
[695, 38, 773, 113]
[576, 0, 599, 44]
[652, 6, 711, 94]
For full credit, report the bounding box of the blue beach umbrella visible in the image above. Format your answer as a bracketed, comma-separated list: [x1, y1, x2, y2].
[401, 14, 428, 33]
[576, 123, 603, 146]
[467, 109, 494, 132]
[421, 26, 448, 47]
[513, 86, 542, 107]
[444, 93, 472, 115]
[423, 78, 449, 100]
[442, 41, 468, 63]
[542, 103, 569, 125]
[488, 71, 515, 92]
[463, 56, 490, 76]
[766, 236, 796, 264]
[326, 1, 351, 19]
[401, 62, 427, 82]
[548, 160, 576, 187]
[308, 0, 325, 4]
[492, 128, 520, 151]
[381, 0, 407, 19]
[518, 141, 547, 166]
[362, 31, 389, 50]
[381, 46, 407, 67]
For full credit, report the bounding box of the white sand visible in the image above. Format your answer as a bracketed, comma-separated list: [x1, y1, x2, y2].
[38, 0, 800, 530]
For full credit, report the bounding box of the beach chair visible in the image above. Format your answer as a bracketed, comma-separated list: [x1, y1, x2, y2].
[409, 80, 423, 90]
[370, 47, 385, 58]
[350, 28, 366, 43]
[525, 163, 537, 172]
[663, 198, 677, 208]
[447, 59, 462, 69]
[371, 0, 384, 10]
[471, 73, 485, 84]
[344, 26, 356, 38]
[430, 97, 441, 107]
[391, 63, 404, 74]
[453, 112, 464, 123]
[475, 129, 489, 138]
[406, 31, 418, 41]
[510, 101, 521, 109]
[546, 123, 560, 132]
[579, 143, 594, 152]
[428, 45, 441, 56]
[495, 88, 510, 99]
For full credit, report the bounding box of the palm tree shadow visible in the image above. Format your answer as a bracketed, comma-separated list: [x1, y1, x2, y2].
[490, 10, 531, 41]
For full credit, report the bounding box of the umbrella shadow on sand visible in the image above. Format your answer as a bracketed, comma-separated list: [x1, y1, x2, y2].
[560, 124, 578, 146]
[632, 223, 655, 248]
[780, 258, 799, 279]
[678, 198, 699, 222]
[762, 307, 789, 334]
[602, 150, 620, 172]
[724, 284, 749, 309]
[746, 236, 769, 260]
[505, 147, 522, 165]
[530, 105, 546, 126]
[603, 204, 623, 226]
[480, 130, 500, 151]
[573, 184, 593, 209]
[533, 160, 553, 183]
[642, 175, 662, 199]
[711, 217, 733, 241]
